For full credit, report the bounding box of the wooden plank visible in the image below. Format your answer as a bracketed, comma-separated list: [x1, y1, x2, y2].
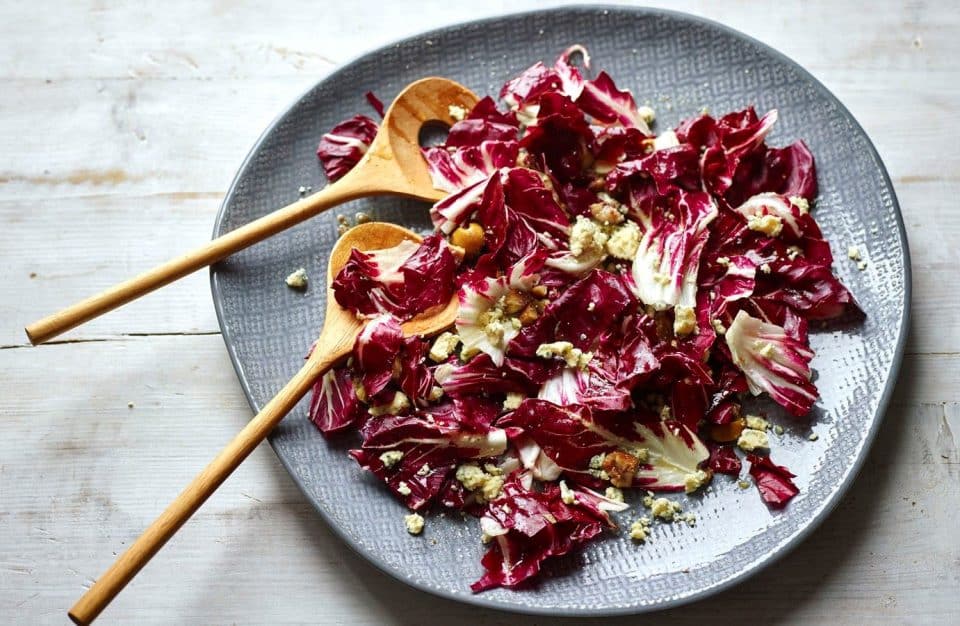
[0, 337, 956, 623]
[0, 0, 955, 81]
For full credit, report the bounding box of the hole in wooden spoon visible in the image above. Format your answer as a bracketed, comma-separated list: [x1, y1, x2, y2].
[418, 120, 450, 148]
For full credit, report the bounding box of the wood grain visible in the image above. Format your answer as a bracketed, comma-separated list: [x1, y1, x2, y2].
[1, 0, 957, 624]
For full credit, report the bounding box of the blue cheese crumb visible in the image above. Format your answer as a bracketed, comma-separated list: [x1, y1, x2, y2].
[629, 517, 651, 541]
[605, 487, 625, 503]
[397, 481, 412, 496]
[368, 391, 411, 416]
[379, 450, 403, 468]
[429, 332, 460, 362]
[284, 268, 308, 290]
[448, 104, 468, 121]
[737, 428, 769, 452]
[745, 415, 769, 431]
[536, 341, 593, 370]
[404, 513, 425, 535]
[503, 392, 524, 411]
[683, 469, 711, 494]
[559, 480, 576, 504]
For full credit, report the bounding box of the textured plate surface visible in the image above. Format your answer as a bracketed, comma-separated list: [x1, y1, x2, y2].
[211, 6, 909, 616]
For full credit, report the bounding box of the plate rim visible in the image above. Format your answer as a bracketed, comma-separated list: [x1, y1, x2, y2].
[209, 4, 912, 616]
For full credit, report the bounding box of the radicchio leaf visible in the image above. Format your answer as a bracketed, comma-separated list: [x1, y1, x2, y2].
[316, 114, 378, 182]
[332, 234, 459, 321]
[500, 400, 709, 490]
[725, 310, 818, 416]
[576, 71, 651, 134]
[748, 454, 799, 508]
[629, 190, 718, 310]
[308, 367, 365, 436]
[471, 473, 618, 592]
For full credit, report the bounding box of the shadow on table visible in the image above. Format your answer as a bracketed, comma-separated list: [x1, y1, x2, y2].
[268, 364, 917, 625]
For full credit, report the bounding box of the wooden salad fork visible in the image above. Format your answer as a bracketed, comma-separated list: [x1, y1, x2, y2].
[26, 77, 477, 345]
[68, 222, 460, 625]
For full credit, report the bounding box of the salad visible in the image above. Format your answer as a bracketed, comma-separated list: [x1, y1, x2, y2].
[311, 46, 862, 592]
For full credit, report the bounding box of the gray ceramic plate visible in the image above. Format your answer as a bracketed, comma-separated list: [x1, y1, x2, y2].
[210, 6, 910, 616]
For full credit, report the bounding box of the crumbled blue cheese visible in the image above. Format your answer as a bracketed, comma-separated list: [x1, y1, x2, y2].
[755, 341, 775, 359]
[629, 517, 651, 541]
[787, 245, 803, 261]
[857, 260, 867, 271]
[455, 463, 505, 501]
[737, 479, 751, 489]
[847, 245, 861, 261]
[711, 319, 727, 335]
[416, 463, 431, 477]
[284, 268, 308, 290]
[808, 432, 820, 441]
[788, 196, 810, 214]
[606, 221, 641, 260]
[745, 415, 769, 431]
[683, 469, 711, 494]
[404, 513, 425, 535]
[637, 105, 656, 125]
[429, 331, 460, 362]
[448, 104, 468, 122]
[569, 215, 609, 258]
[397, 481, 412, 496]
[536, 341, 593, 370]
[503, 392, 525, 411]
[589, 453, 606, 470]
[478, 306, 513, 343]
[645, 496, 682, 521]
[368, 391, 410, 416]
[737, 428, 769, 452]
[673, 304, 697, 337]
[680, 512, 697, 527]
[747, 214, 783, 237]
[773, 424, 785, 436]
[559, 480, 576, 505]
[428, 386, 444, 402]
[605, 486, 625, 503]
[379, 450, 404, 468]
[652, 129, 680, 151]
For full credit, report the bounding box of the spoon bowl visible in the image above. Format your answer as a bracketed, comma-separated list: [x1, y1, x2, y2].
[68, 223, 458, 625]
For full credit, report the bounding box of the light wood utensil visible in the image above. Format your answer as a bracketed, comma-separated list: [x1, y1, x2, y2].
[25, 77, 476, 345]
[67, 222, 460, 625]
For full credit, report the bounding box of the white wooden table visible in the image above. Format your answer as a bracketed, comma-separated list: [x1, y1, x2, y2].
[1, 1, 957, 623]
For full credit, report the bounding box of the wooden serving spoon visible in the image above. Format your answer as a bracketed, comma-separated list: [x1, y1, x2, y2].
[67, 222, 460, 625]
[25, 77, 477, 345]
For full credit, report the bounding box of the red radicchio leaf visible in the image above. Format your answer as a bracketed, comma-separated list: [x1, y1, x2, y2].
[352, 315, 403, 398]
[308, 366, 366, 436]
[707, 444, 742, 476]
[725, 310, 818, 416]
[350, 444, 458, 510]
[365, 91, 385, 118]
[316, 114, 378, 182]
[748, 454, 799, 508]
[471, 474, 619, 592]
[509, 269, 634, 357]
[520, 92, 595, 182]
[332, 234, 459, 321]
[576, 71, 651, 133]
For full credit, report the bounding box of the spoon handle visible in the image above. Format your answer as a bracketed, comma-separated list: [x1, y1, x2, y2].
[67, 344, 344, 626]
[25, 179, 366, 345]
